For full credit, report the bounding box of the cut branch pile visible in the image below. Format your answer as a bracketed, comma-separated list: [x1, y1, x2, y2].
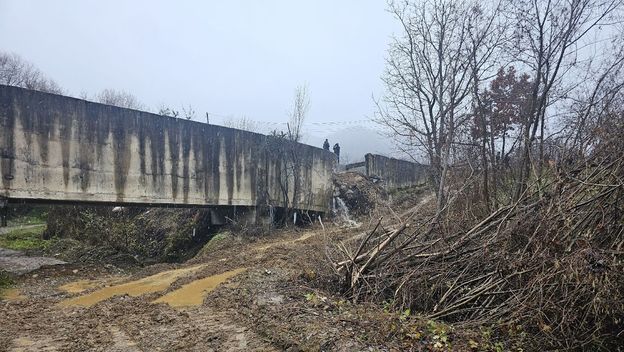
[331, 145, 624, 349]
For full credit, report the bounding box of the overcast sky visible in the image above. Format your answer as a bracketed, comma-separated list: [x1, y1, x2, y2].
[0, 1, 398, 138]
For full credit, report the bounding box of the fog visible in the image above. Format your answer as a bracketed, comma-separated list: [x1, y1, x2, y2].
[0, 0, 398, 143]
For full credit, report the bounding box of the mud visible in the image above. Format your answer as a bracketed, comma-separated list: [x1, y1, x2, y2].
[57, 277, 126, 294]
[9, 336, 58, 352]
[59, 265, 205, 307]
[1, 288, 25, 301]
[0, 226, 426, 351]
[0, 255, 66, 275]
[254, 231, 315, 252]
[58, 280, 104, 294]
[0, 230, 322, 351]
[153, 268, 246, 308]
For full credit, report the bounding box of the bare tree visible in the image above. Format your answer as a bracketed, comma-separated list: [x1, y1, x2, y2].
[287, 84, 310, 142]
[157, 105, 179, 118]
[376, 0, 503, 209]
[0, 51, 63, 94]
[259, 84, 313, 223]
[507, 0, 623, 199]
[222, 115, 261, 132]
[562, 25, 624, 154]
[96, 88, 145, 110]
[471, 67, 533, 208]
[157, 103, 197, 120]
[181, 104, 196, 120]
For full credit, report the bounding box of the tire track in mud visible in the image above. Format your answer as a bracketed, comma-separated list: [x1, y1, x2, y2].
[58, 265, 206, 308]
[3, 231, 317, 351]
[57, 232, 316, 310]
[153, 268, 247, 308]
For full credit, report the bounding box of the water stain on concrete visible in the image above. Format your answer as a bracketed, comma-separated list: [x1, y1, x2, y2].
[58, 265, 204, 307]
[153, 268, 246, 308]
[2, 85, 335, 212]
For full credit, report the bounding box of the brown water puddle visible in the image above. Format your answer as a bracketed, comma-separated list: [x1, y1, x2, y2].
[58, 279, 103, 294]
[1, 288, 26, 301]
[58, 265, 204, 307]
[153, 268, 246, 308]
[58, 277, 126, 294]
[255, 232, 315, 252]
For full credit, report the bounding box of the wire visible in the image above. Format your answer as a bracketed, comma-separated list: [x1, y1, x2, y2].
[206, 111, 377, 127]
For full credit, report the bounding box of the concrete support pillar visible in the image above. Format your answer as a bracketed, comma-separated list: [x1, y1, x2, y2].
[234, 206, 258, 227]
[0, 197, 7, 227]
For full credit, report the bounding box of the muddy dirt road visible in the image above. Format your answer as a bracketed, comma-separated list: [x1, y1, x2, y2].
[0, 229, 365, 351]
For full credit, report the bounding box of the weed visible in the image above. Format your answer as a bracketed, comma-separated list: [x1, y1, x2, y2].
[0, 270, 14, 289]
[0, 224, 48, 250]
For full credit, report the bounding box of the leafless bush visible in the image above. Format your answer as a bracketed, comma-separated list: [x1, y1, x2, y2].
[222, 115, 261, 132]
[331, 125, 624, 350]
[0, 51, 63, 94]
[96, 88, 145, 110]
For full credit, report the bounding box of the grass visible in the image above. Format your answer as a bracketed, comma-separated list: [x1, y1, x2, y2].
[0, 270, 14, 290]
[0, 270, 15, 300]
[7, 206, 48, 227]
[0, 224, 49, 251]
[195, 231, 233, 257]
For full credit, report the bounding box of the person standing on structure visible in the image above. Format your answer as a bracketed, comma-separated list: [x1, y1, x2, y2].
[323, 139, 330, 151]
[333, 143, 340, 163]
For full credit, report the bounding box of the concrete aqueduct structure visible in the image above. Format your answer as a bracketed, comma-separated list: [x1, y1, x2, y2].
[0, 85, 336, 225]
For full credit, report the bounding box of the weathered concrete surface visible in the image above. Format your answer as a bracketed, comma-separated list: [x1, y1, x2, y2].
[363, 153, 428, 190]
[0, 85, 335, 212]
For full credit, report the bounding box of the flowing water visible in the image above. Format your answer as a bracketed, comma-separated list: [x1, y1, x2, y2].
[333, 197, 359, 227]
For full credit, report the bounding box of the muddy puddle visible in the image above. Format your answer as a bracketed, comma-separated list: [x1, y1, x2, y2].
[58, 277, 124, 294]
[58, 279, 104, 294]
[153, 268, 246, 308]
[1, 288, 26, 301]
[58, 265, 205, 307]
